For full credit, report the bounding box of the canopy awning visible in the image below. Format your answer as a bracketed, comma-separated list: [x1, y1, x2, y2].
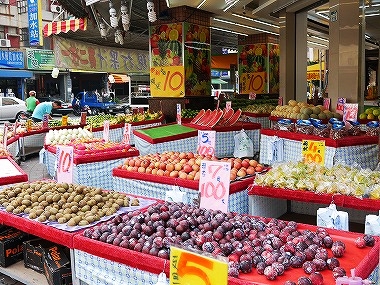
[110, 74, 130, 84]
[211, 78, 228, 85]
[43, 18, 87, 37]
[211, 54, 238, 70]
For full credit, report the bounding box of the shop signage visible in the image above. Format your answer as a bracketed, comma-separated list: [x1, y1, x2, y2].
[170, 246, 228, 285]
[150, 66, 185, 97]
[307, 71, 320, 81]
[302, 140, 325, 165]
[336, 97, 346, 115]
[26, 49, 55, 70]
[343, 103, 358, 122]
[122, 123, 131, 145]
[54, 37, 149, 74]
[0, 51, 24, 69]
[199, 160, 230, 213]
[240, 72, 266, 94]
[197, 130, 215, 157]
[27, 0, 43, 46]
[56, 145, 74, 183]
[211, 70, 220, 77]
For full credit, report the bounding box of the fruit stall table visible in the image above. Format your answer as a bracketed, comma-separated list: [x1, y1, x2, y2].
[112, 168, 254, 214]
[259, 129, 379, 169]
[5, 136, 19, 158]
[72, 205, 379, 285]
[0, 156, 28, 185]
[91, 116, 165, 145]
[242, 112, 271, 129]
[134, 122, 261, 158]
[248, 185, 380, 224]
[43, 146, 139, 189]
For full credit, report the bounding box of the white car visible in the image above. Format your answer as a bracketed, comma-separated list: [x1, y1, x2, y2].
[0, 96, 27, 122]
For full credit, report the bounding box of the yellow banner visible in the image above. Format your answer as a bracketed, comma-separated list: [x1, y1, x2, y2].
[240, 72, 266, 94]
[302, 139, 325, 165]
[150, 66, 185, 97]
[307, 71, 320, 81]
[170, 246, 228, 285]
[53, 36, 149, 74]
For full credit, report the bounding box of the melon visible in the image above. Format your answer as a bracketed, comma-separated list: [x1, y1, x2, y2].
[312, 107, 321, 115]
[288, 100, 297, 107]
[302, 108, 313, 116]
[318, 113, 327, 120]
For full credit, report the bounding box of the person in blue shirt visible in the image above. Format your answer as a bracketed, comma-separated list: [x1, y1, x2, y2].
[31, 100, 62, 122]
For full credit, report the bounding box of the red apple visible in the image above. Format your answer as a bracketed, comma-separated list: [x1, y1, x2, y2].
[246, 166, 256, 175]
[241, 159, 250, 168]
[237, 168, 246, 177]
[183, 164, 192, 173]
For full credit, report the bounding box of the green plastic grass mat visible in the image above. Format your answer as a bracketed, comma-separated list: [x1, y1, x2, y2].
[135, 124, 197, 139]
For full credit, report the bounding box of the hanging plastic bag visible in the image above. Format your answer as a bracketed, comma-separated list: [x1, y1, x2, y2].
[365, 210, 380, 236]
[233, 130, 254, 158]
[165, 185, 187, 203]
[316, 203, 349, 231]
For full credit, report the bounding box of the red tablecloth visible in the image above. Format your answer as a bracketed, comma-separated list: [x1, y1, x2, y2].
[248, 185, 380, 212]
[260, 128, 378, 147]
[242, 112, 271, 118]
[90, 116, 165, 132]
[112, 168, 254, 194]
[46, 145, 139, 164]
[0, 156, 28, 185]
[73, 214, 379, 284]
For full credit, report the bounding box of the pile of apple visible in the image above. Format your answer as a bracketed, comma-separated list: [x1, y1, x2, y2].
[118, 151, 264, 181]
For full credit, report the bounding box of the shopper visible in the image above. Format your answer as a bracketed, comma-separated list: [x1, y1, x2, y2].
[25, 90, 39, 113]
[31, 100, 62, 122]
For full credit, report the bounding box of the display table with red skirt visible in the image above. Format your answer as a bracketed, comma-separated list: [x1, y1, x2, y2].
[259, 129, 379, 169]
[0, 156, 28, 185]
[72, 211, 379, 285]
[134, 122, 261, 158]
[242, 112, 271, 129]
[112, 168, 253, 214]
[248, 185, 380, 224]
[91, 116, 165, 145]
[42, 146, 139, 189]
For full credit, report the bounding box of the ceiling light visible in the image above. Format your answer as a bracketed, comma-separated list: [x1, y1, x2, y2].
[211, 26, 248, 36]
[120, 0, 130, 31]
[309, 35, 329, 43]
[147, 0, 157, 22]
[197, 0, 206, 9]
[307, 41, 327, 48]
[231, 13, 280, 28]
[315, 11, 330, 20]
[223, 0, 239, 12]
[109, 1, 118, 28]
[366, 12, 380, 16]
[213, 17, 279, 35]
[165, 0, 170, 8]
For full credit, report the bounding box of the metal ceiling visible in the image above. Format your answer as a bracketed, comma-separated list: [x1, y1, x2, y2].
[54, 0, 380, 53]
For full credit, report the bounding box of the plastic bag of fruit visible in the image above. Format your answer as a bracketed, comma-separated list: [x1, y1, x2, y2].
[233, 130, 254, 158]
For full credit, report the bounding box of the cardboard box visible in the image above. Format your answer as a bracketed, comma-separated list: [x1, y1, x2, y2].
[23, 238, 57, 273]
[0, 228, 29, 267]
[43, 245, 72, 285]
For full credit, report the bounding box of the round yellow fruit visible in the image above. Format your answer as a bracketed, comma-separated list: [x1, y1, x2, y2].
[365, 108, 374, 115]
[359, 113, 367, 120]
[288, 100, 297, 107]
[373, 109, 380, 117]
[367, 114, 375, 120]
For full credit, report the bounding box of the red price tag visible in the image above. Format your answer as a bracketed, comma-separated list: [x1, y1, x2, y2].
[197, 131, 216, 157]
[56, 145, 73, 183]
[103, 120, 110, 142]
[170, 246, 228, 285]
[2, 124, 8, 149]
[122, 123, 131, 145]
[176, 103, 182, 125]
[199, 160, 230, 212]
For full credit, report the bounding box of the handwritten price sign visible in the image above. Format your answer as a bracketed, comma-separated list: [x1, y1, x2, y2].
[176, 103, 182, 125]
[302, 140, 325, 165]
[150, 66, 185, 97]
[103, 120, 110, 142]
[197, 130, 216, 157]
[199, 160, 230, 212]
[240, 72, 265, 94]
[2, 124, 8, 149]
[170, 246, 228, 285]
[122, 123, 131, 145]
[56, 145, 74, 183]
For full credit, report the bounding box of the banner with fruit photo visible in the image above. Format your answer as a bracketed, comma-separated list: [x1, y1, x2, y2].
[268, 43, 280, 93]
[184, 22, 211, 96]
[149, 22, 183, 67]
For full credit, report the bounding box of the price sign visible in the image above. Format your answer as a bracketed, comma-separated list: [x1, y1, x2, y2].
[249, 92, 256, 100]
[323, 98, 331, 110]
[56, 145, 74, 183]
[122, 123, 131, 145]
[170, 246, 228, 285]
[278, 96, 283, 106]
[80, 112, 87, 125]
[197, 130, 216, 157]
[240, 72, 265, 94]
[176, 103, 182, 125]
[336, 97, 346, 115]
[199, 160, 230, 212]
[103, 120, 110, 142]
[302, 140, 325, 165]
[225, 101, 231, 111]
[150, 66, 185, 97]
[343, 103, 358, 122]
[2, 123, 8, 149]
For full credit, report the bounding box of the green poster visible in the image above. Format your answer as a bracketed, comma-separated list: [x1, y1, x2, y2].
[26, 48, 55, 70]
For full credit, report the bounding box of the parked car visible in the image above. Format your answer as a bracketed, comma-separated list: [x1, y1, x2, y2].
[37, 96, 73, 115]
[0, 96, 27, 122]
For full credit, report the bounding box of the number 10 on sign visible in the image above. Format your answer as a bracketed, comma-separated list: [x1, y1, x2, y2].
[199, 160, 230, 212]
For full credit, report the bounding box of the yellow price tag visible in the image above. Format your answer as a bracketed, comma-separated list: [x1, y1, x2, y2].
[150, 66, 185, 97]
[302, 139, 325, 165]
[240, 72, 266, 94]
[170, 246, 228, 285]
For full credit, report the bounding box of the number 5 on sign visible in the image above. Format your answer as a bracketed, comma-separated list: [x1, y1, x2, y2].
[199, 160, 230, 212]
[170, 246, 228, 285]
[302, 139, 325, 165]
[56, 145, 74, 183]
[197, 130, 216, 157]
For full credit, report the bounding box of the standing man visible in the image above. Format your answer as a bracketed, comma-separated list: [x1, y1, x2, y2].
[25, 90, 39, 113]
[31, 100, 62, 122]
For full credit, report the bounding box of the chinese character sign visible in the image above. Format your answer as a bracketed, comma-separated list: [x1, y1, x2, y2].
[197, 130, 216, 157]
[176, 103, 181, 125]
[302, 140, 325, 165]
[26, 49, 55, 70]
[0, 51, 24, 69]
[343, 103, 358, 122]
[336, 97, 346, 115]
[28, 0, 43, 46]
[56, 146, 74, 183]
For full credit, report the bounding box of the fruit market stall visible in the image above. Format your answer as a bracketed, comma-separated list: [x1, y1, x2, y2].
[0, 156, 28, 185]
[248, 161, 380, 223]
[42, 127, 139, 189]
[73, 201, 379, 285]
[259, 127, 379, 169]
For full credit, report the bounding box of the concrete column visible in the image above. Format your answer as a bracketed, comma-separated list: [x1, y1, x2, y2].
[295, 11, 308, 102]
[328, 0, 365, 111]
